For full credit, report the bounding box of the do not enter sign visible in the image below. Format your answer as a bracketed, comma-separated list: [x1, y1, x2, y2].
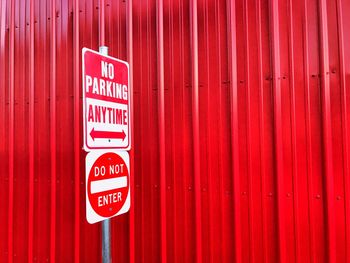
[86, 151, 130, 224]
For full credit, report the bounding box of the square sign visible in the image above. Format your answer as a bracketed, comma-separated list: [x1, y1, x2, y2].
[82, 48, 131, 151]
[86, 150, 130, 224]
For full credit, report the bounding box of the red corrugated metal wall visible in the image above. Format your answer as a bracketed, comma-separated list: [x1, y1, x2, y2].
[0, 0, 350, 262]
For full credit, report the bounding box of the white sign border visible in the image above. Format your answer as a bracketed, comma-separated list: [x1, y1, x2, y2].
[85, 150, 130, 224]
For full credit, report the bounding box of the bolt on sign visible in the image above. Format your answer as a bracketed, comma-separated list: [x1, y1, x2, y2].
[82, 48, 131, 150]
[86, 150, 130, 224]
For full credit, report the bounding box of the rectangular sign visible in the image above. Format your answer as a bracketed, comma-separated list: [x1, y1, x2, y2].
[82, 48, 131, 150]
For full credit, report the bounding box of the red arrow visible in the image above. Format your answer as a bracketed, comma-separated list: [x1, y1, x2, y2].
[90, 128, 126, 141]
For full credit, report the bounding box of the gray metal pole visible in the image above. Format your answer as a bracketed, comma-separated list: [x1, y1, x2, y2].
[99, 46, 111, 263]
[102, 218, 111, 263]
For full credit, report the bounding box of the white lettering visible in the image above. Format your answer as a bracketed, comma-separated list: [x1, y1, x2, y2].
[101, 61, 108, 78]
[92, 77, 99, 94]
[108, 64, 114, 79]
[99, 79, 106, 96]
[94, 166, 99, 177]
[109, 164, 124, 174]
[122, 85, 128, 100]
[86, 75, 92, 92]
[94, 166, 105, 177]
[97, 192, 123, 207]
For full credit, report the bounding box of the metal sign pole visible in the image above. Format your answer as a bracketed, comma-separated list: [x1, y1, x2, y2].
[99, 45, 111, 263]
[102, 218, 111, 263]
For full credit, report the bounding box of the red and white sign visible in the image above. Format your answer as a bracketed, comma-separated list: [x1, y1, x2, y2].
[86, 150, 130, 224]
[82, 48, 131, 150]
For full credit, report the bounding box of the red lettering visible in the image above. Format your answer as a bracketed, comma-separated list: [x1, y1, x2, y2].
[115, 109, 122, 124]
[95, 105, 101, 122]
[88, 105, 94, 122]
[101, 106, 107, 123]
[123, 110, 127, 125]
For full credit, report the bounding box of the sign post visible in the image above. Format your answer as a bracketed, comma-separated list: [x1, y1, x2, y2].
[82, 45, 131, 263]
[99, 46, 111, 263]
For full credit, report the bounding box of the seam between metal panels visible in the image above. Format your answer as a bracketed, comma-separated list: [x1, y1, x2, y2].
[127, 0, 135, 262]
[268, 0, 286, 262]
[169, 3, 178, 261]
[0, 0, 5, 256]
[286, 0, 299, 261]
[50, 0, 57, 261]
[137, 3, 145, 261]
[189, 0, 202, 261]
[302, 0, 315, 261]
[243, 0, 255, 260]
[8, 0, 15, 262]
[28, 0, 35, 261]
[226, 1, 242, 262]
[147, 0, 153, 259]
[99, 0, 105, 47]
[318, 0, 336, 262]
[203, 0, 214, 261]
[256, 0, 267, 261]
[0, 7, 6, 260]
[216, 0, 226, 261]
[179, 1, 190, 260]
[73, 0, 80, 261]
[335, 0, 350, 260]
[156, 0, 166, 261]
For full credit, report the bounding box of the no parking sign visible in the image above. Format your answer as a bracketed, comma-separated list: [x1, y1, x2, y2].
[82, 48, 131, 150]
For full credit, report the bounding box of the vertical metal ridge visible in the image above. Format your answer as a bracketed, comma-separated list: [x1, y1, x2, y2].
[145, 0, 152, 259]
[99, 0, 105, 47]
[0, 0, 6, 257]
[286, 0, 299, 260]
[0, 13, 6, 259]
[256, 0, 267, 261]
[268, 0, 286, 262]
[215, 0, 226, 261]
[335, 0, 350, 260]
[116, 0, 120, 55]
[156, 0, 167, 261]
[8, 0, 15, 262]
[203, 0, 214, 261]
[189, 0, 202, 261]
[243, 0, 255, 260]
[226, 1, 242, 262]
[73, 0, 80, 262]
[137, 1, 146, 260]
[302, 0, 315, 261]
[50, 0, 57, 261]
[179, 0, 190, 260]
[28, 0, 35, 261]
[169, 3, 177, 260]
[127, 0, 135, 262]
[318, 0, 336, 262]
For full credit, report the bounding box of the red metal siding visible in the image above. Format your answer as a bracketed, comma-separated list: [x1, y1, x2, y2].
[0, 0, 350, 262]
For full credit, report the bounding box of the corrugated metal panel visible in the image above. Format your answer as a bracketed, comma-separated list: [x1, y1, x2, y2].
[0, 0, 350, 262]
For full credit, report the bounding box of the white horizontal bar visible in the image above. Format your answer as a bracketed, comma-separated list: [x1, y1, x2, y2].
[91, 177, 127, 194]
